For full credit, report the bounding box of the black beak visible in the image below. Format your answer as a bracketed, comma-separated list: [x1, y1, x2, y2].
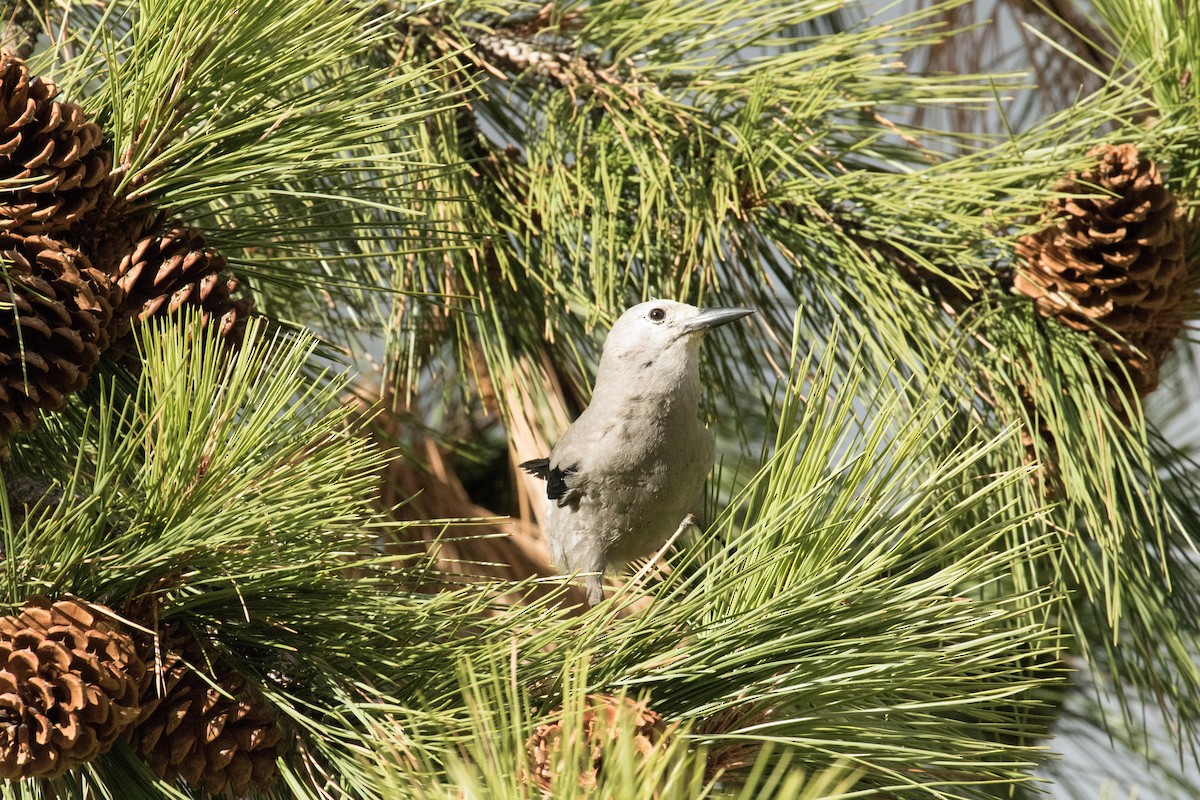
[680, 307, 755, 334]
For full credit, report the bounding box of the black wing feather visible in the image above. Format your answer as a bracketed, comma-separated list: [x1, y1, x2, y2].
[545, 465, 577, 502]
[520, 458, 550, 479]
[519, 457, 578, 502]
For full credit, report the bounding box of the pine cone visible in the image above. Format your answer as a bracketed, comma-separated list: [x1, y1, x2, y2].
[0, 52, 111, 234]
[473, 31, 616, 88]
[112, 226, 252, 349]
[63, 175, 165, 277]
[525, 694, 667, 792]
[0, 596, 146, 779]
[0, 232, 117, 444]
[128, 631, 286, 797]
[143, 271, 252, 343]
[692, 703, 773, 782]
[475, 32, 577, 84]
[1015, 143, 1191, 397]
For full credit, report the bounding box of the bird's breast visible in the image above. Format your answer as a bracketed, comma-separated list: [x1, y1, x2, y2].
[583, 406, 713, 520]
[543, 372, 715, 563]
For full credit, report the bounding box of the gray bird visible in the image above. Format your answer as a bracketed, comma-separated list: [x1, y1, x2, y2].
[521, 300, 753, 606]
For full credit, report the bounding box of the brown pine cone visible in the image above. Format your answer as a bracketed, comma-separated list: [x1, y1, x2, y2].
[0, 232, 117, 444]
[0, 52, 111, 234]
[1015, 143, 1192, 397]
[127, 630, 286, 797]
[0, 596, 147, 779]
[692, 703, 773, 782]
[525, 694, 668, 792]
[140, 270, 252, 343]
[111, 226, 253, 349]
[63, 175, 165, 277]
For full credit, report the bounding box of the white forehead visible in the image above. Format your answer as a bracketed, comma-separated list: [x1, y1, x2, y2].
[614, 299, 699, 327]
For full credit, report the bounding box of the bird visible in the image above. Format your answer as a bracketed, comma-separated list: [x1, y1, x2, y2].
[521, 299, 754, 606]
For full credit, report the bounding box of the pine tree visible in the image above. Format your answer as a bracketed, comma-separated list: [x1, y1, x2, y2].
[1, 0, 1198, 798]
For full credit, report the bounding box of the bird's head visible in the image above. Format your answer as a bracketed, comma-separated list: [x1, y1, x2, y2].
[599, 300, 754, 377]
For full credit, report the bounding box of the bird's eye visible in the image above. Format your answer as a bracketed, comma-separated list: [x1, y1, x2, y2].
[648, 308, 666, 322]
